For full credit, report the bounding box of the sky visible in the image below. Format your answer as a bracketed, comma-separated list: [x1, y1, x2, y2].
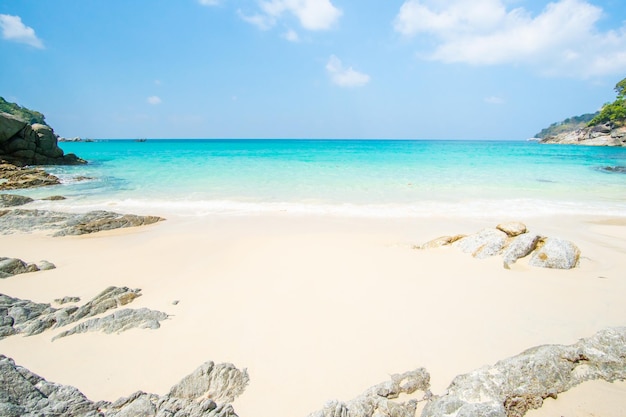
[1, 0, 625, 140]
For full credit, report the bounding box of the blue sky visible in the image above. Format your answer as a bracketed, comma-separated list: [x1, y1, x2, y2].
[1, 0, 625, 139]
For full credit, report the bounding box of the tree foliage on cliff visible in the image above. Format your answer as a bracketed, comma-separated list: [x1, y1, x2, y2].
[0, 97, 47, 125]
[587, 77, 626, 126]
[534, 112, 598, 139]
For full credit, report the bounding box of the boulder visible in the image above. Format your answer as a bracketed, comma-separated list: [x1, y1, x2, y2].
[0, 112, 26, 142]
[0, 257, 53, 278]
[529, 237, 580, 269]
[502, 233, 541, 269]
[0, 194, 34, 207]
[496, 222, 527, 237]
[453, 228, 509, 259]
[416, 234, 465, 249]
[0, 162, 61, 190]
[168, 361, 250, 404]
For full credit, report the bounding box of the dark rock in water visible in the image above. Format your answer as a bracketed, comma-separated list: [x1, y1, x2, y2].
[0, 112, 86, 166]
[0, 257, 54, 278]
[597, 165, 626, 174]
[41, 195, 67, 201]
[0, 209, 164, 236]
[0, 194, 34, 207]
[0, 162, 61, 190]
[421, 327, 626, 417]
[0, 355, 244, 417]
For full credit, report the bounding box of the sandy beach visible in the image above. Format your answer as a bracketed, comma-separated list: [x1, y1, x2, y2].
[1, 212, 625, 416]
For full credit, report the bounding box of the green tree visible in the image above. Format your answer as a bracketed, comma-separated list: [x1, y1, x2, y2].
[588, 77, 626, 126]
[0, 97, 47, 125]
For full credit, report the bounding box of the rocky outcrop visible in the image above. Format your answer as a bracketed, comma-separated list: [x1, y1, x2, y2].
[0, 193, 34, 207]
[422, 327, 626, 417]
[0, 287, 167, 340]
[309, 369, 432, 417]
[168, 361, 250, 404]
[0, 112, 85, 166]
[539, 124, 626, 146]
[0, 355, 245, 417]
[417, 222, 581, 269]
[0, 209, 164, 236]
[0, 162, 61, 190]
[0, 257, 55, 278]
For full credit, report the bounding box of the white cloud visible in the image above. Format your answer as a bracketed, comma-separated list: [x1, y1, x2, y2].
[147, 96, 162, 105]
[484, 96, 505, 104]
[283, 28, 300, 42]
[240, 0, 341, 31]
[0, 14, 44, 48]
[198, 0, 220, 6]
[393, 0, 626, 78]
[326, 55, 371, 88]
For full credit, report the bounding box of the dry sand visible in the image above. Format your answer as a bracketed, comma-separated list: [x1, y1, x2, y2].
[1, 213, 625, 417]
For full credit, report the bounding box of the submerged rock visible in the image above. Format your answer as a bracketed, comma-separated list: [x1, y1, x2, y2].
[0, 194, 34, 207]
[0, 355, 244, 417]
[0, 209, 164, 236]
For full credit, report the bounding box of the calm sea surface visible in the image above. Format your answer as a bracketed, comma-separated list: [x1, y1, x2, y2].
[19, 139, 626, 218]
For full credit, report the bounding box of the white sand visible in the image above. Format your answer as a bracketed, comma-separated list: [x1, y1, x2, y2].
[1, 213, 625, 417]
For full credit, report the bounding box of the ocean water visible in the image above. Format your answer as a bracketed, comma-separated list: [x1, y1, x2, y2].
[18, 139, 626, 218]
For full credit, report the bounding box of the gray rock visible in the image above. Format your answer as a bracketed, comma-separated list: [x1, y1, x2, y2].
[0, 209, 164, 236]
[52, 308, 169, 341]
[0, 354, 244, 417]
[169, 361, 249, 404]
[309, 368, 431, 417]
[421, 327, 626, 417]
[0, 257, 45, 278]
[55, 296, 81, 305]
[453, 228, 509, 259]
[41, 195, 67, 201]
[529, 237, 580, 269]
[540, 125, 626, 147]
[0, 112, 27, 143]
[0, 194, 34, 207]
[502, 233, 541, 268]
[0, 162, 61, 190]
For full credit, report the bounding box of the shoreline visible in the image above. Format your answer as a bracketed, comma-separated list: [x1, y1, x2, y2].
[1, 211, 625, 416]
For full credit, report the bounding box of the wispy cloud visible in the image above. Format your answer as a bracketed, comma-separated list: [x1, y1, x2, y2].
[283, 28, 300, 42]
[240, 0, 341, 32]
[198, 0, 220, 6]
[0, 14, 44, 48]
[484, 96, 505, 105]
[393, 0, 626, 78]
[326, 55, 370, 88]
[147, 96, 162, 105]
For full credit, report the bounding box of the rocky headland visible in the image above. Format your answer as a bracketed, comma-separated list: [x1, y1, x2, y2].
[0, 112, 85, 166]
[538, 123, 626, 146]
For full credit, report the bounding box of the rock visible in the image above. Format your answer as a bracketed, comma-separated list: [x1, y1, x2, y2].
[529, 237, 580, 269]
[421, 327, 626, 417]
[540, 125, 626, 147]
[453, 228, 509, 259]
[0, 209, 165, 236]
[0, 257, 48, 278]
[309, 368, 431, 417]
[502, 233, 541, 269]
[0, 293, 58, 338]
[41, 195, 67, 200]
[168, 361, 250, 404]
[0, 162, 61, 190]
[417, 234, 466, 249]
[496, 222, 527, 237]
[0, 112, 86, 166]
[0, 193, 34, 207]
[55, 296, 81, 305]
[0, 354, 244, 417]
[52, 308, 169, 340]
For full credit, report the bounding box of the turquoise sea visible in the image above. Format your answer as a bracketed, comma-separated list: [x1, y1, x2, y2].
[20, 139, 626, 218]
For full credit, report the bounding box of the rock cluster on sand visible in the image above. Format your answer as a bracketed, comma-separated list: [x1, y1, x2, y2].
[0, 209, 164, 236]
[0, 355, 247, 417]
[0, 257, 55, 278]
[0, 112, 85, 166]
[0, 286, 167, 340]
[417, 222, 581, 269]
[0, 162, 61, 190]
[308, 327, 626, 417]
[539, 124, 626, 146]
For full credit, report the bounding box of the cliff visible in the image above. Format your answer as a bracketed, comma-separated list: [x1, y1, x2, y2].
[538, 123, 626, 146]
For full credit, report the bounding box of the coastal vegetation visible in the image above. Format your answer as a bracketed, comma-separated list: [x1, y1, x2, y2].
[534, 112, 598, 139]
[0, 96, 47, 125]
[587, 77, 626, 126]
